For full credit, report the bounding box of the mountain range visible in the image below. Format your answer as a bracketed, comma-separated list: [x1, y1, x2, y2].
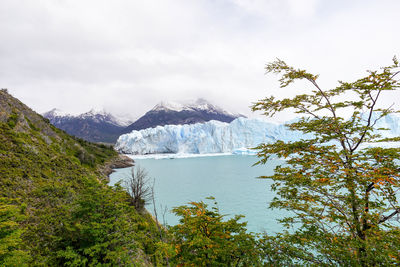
[43, 99, 244, 143]
[42, 108, 129, 143]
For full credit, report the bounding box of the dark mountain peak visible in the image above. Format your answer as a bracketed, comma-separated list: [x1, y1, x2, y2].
[42, 108, 131, 143]
[150, 98, 238, 116]
[123, 98, 245, 134]
[80, 108, 109, 118]
[151, 101, 184, 112]
[42, 108, 73, 119]
[77, 109, 125, 126]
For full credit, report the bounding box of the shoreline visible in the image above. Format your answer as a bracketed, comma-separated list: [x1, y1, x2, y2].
[101, 154, 135, 178]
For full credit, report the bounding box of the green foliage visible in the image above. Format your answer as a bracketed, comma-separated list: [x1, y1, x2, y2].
[6, 112, 18, 129]
[26, 117, 39, 132]
[74, 148, 96, 167]
[0, 90, 163, 265]
[253, 57, 400, 265]
[168, 198, 266, 266]
[54, 182, 148, 266]
[0, 198, 30, 266]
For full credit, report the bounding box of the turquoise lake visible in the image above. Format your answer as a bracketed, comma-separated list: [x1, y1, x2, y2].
[109, 155, 286, 233]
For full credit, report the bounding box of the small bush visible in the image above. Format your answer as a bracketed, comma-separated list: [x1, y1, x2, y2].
[75, 149, 95, 167]
[7, 113, 19, 129]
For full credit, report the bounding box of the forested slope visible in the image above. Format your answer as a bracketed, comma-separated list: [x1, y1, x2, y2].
[0, 89, 162, 265]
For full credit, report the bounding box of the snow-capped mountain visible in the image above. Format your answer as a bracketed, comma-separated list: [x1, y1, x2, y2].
[43, 99, 243, 143]
[122, 98, 245, 134]
[43, 108, 133, 143]
[151, 98, 237, 115]
[78, 109, 133, 127]
[115, 114, 400, 155]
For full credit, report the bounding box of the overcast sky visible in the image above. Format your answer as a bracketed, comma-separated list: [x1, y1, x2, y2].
[1, 0, 400, 121]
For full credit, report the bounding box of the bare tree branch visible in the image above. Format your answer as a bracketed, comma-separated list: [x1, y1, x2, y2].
[125, 165, 153, 211]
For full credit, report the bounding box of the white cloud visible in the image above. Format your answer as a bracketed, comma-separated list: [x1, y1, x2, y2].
[229, 0, 320, 21]
[1, 0, 400, 121]
[287, 0, 320, 18]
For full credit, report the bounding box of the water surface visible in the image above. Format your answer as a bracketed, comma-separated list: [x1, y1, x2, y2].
[109, 155, 285, 233]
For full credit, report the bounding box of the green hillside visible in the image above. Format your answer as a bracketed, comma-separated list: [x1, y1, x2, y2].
[0, 89, 162, 266]
[0, 89, 269, 266]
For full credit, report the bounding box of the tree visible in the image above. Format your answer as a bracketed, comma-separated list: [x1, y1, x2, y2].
[168, 198, 266, 266]
[253, 58, 400, 266]
[0, 198, 30, 266]
[54, 181, 152, 266]
[126, 165, 153, 212]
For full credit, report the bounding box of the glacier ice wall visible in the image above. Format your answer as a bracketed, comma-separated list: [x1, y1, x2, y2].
[115, 118, 304, 154]
[115, 115, 400, 155]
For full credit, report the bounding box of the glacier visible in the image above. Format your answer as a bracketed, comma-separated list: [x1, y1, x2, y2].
[115, 114, 400, 155]
[115, 117, 307, 154]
